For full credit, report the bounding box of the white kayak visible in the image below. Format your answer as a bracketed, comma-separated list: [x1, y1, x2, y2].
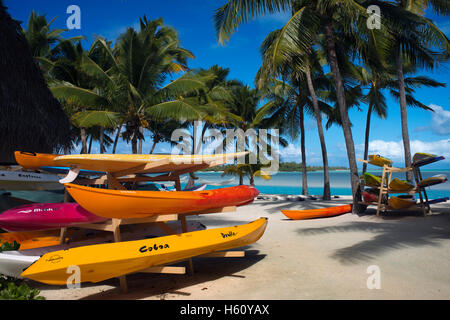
[0, 170, 63, 191]
[0, 220, 206, 278]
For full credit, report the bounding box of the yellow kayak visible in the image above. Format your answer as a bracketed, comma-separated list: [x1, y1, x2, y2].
[21, 218, 268, 285]
[388, 196, 417, 210]
[368, 155, 393, 167]
[389, 178, 415, 192]
[53, 153, 247, 174]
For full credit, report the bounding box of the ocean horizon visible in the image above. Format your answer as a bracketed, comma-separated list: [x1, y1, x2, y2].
[195, 170, 450, 199]
[3, 169, 448, 203]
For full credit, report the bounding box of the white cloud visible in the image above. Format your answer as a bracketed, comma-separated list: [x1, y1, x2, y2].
[429, 104, 450, 136]
[368, 139, 450, 161]
[280, 143, 320, 163]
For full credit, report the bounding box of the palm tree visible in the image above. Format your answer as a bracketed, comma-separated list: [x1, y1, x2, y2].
[214, 0, 380, 212]
[221, 84, 287, 185]
[374, 0, 449, 180]
[257, 27, 333, 199]
[352, 63, 445, 174]
[181, 66, 244, 155]
[147, 119, 187, 154]
[113, 17, 196, 153]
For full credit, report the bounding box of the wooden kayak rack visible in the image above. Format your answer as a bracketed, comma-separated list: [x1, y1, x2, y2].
[358, 159, 437, 217]
[59, 159, 246, 294]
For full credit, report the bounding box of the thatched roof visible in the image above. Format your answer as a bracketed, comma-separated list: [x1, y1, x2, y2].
[0, 1, 73, 163]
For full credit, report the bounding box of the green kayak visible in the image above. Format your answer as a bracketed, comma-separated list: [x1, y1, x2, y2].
[363, 172, 382, 187]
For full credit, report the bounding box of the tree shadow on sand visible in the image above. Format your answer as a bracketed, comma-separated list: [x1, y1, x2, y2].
[76, 249, 265, 300]
[295, 211, 450, 265]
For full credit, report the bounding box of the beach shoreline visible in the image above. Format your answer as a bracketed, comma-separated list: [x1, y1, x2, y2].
[27, 194, 450, 300]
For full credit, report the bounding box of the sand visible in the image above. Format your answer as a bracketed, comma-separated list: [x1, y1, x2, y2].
[28, 195, 450, 300]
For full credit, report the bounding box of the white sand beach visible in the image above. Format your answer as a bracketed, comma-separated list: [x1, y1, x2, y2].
[29, 195, 450, 300]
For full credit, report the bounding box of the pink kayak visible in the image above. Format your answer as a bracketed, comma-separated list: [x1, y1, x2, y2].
[0, 203, 107, 232]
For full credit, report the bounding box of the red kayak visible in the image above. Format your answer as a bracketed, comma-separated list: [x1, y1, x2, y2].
[0, 203, 106, 232]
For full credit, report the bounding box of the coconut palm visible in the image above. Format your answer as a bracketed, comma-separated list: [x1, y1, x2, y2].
[113, 17, 197, 153]
[47, 38, 127, 154]
[220, 84, 288, 185]
[256, 27, 333, 199]
[86, 17, 219, 154]
[372, 0, 449, 180]
[179, 66, 244, 155]
[352, 63, 446, 174]
[147, 119, 188, 154]
[214, 0, 383, 212]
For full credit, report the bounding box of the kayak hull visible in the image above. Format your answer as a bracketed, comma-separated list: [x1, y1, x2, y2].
[0, 221, 206, 278]
[368, 155, 393, 167]
[389, 178, 415, 192]
[54, 153, 247, 174]
[388, 197, 417, 210]
[65, 183, 260, 219]
[363, 173, 381, 188]
[0, 170, 63, 191]
[0, 220, 206, 251]
[413, 153, 445, 167]
[363, 191, 379, 203]
[21, 218, 268, 285]
[14, 152, 58, 171]
[0, 203, 106, 232]
[418, 175, 447, 188]
[281, 205, 352, 220]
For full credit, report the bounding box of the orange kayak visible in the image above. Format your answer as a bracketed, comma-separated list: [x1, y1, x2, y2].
[281, 204, 352, 220]
[14, 151, 59, 170]
[0, 230, 75, 250]
[65, 184, 260, 219]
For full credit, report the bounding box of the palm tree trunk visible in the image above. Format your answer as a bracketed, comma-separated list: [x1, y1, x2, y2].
[112, 124, 122, 154]
[99, 126, 104, 154]
[299, 106, 308, 196]
[88, 135, 93, 154]
[195, 124, 208, 155]
[324, 20, 361, 212]
[80, 127, 87, 154]
[149, 138, 159, 154]
[131, 132, 138, 154]
[138, 126, 143, 154]
[363, 104, 373, 175]
[395, 50, 413, 182]
[305, 66, 330, 200]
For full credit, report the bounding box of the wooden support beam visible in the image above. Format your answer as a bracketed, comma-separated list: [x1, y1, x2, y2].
[156, 222, 177, 235]
[112, 159, 172, 178]
[59, 227, 67, 245]
[200, 251, 245, 258]
[75, 214, 179, 231]
[138, 266, 186, 274]
[185, 206, 236, 216]
[107, 173, 126, 190]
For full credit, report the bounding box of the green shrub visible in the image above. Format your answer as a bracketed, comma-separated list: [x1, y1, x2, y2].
[0, 282, 45, 300]
[0, 241, 45, 300]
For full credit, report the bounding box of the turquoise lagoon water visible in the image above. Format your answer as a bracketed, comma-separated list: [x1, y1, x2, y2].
[195, 170, 450, 199]
[3, 170, 449, 204]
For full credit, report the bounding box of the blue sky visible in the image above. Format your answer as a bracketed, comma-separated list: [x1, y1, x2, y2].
[5, 0, 450, 169]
